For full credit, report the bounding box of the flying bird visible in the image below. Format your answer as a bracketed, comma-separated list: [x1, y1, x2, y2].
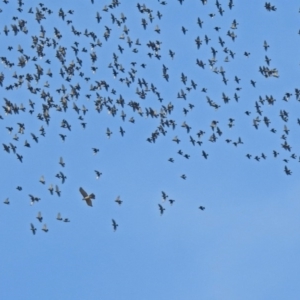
[79, 187, 95, 206]
[30, 223, 37, 235]
[112, 219, 118, 231]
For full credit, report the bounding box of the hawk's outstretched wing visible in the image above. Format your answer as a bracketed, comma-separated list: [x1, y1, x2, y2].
[79, 187, 88, 198]
[85, 198, 93, 207]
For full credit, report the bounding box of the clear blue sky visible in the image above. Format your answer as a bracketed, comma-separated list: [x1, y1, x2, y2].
[1, 0, 300, 299]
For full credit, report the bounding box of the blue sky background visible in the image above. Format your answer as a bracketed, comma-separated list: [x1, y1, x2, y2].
[1, 0, 300, 299]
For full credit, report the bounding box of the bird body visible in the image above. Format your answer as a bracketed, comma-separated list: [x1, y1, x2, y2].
[79, 187, 95, 206]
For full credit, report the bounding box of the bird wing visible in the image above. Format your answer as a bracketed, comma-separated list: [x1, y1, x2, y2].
[79, 187, 88, 198]
[85, 198, 93, 207]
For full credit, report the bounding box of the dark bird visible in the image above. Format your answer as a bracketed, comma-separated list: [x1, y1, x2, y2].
[95, 170, 102, 179]
[55, 185, 61, 197]
[37, 212, 43, 222]
[59, 157, 65, 167]
[92, 148, 99, 154]
[115, 196, 122, 205]
[112, 219, 118, 231]
[202, 151, 208, 159]
[199, 206, 205, 211]
[39, 175, 45, 184]
[42, 224, 49, 232]
[30, 223, 37, 235]
[158, 204, 165, 215]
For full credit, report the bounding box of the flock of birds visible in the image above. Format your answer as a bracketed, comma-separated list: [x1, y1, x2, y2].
[0, 0, 298, 235]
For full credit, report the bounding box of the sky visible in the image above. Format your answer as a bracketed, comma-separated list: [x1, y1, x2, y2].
[1, 0, 300, 299]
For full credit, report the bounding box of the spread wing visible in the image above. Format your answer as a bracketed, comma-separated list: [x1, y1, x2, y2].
[85, 198, 93, 207]
[90, 193, 95, 200]
[79, 187, 88, 198]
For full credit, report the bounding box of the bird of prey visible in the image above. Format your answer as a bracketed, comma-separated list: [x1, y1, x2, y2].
[79, 187, 95, 206]
[112, 219, 118, 231]
[30, 223, 37, 235]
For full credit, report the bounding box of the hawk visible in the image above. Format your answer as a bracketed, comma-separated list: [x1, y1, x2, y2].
[79, 187, 95, 206]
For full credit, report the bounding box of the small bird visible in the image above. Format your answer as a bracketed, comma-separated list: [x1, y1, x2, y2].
[59, 157, 65, 167]
[48, 184, 54, 195]
[30, 223, 37, 235]
[169, 199, 175, 205]
[39, 175, 45, 184]
[95, 170, 102, 179]
[79, 187, 95, 207]
[199, 206, 205, 210]
[3, 198, 9, 205]
[115, 196, 122, 205]
[56, 213, 63, 221]
[42, 224, 49, 232]
[92, 148, 99, 154]
[112, 219, 118, 231]
[158, 204, 165, 215]
[55, 185, 61, 197]
[162, 191, 168, 201]
[36, 212, 43, 222]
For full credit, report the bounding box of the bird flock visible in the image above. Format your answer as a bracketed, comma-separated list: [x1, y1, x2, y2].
[1, 0, 299, 235]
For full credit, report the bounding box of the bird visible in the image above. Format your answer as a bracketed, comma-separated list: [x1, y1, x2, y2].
[39, 175, 45, 184]
[30, 223, 37, 235]
[36, 212, 43, 222]
[92, 148, 99, 154]
[158, 204, 165, 215]
[57, 213, 63, 221]
[79, 187, 95, 206]
[59, 157, 65, 167]
[55, 185, 61, 197]
[48, 184, 54, 195]
[112, 219, 118, 231]
[42, 224, 49, 232]
[95, 170, 102, 179]
[115, 196, 122, 205]
[199, 206, 205, 211]
[3, 198, 9, 205]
